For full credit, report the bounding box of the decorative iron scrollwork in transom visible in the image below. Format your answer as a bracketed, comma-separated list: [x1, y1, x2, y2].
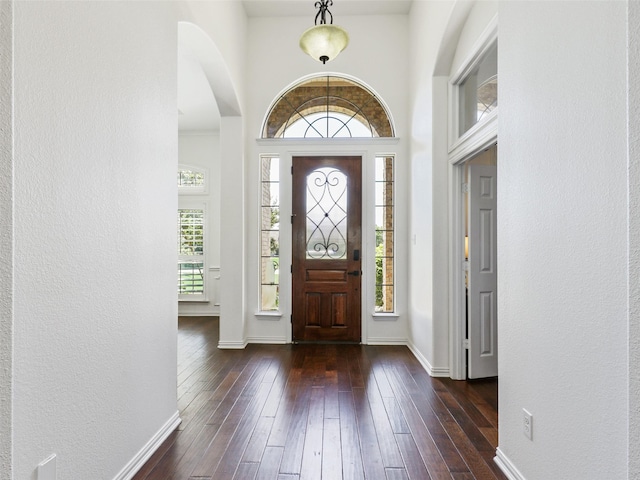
[306, 167, 348, 259]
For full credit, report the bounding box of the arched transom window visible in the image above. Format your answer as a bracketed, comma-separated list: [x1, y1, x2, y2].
[262, 75, 394, 139]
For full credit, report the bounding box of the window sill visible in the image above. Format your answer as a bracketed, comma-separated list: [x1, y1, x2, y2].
[255, 311, 283, 321]
[179, 298, 209, 303]
[372, 313, 399, 321]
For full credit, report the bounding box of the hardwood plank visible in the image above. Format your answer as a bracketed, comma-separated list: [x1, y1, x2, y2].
[394, 363, 503, 479]
[323, 369, 340, 419]
[147, 424, 221, 480]
[134, 319, 505, 480]
[337, 346, 352, 392]
[347, 346, 365, 389]
[363, 371, 405, 468]
[256, 446, 284, 480]
[191, 359, 273, 476]
[352, 387, 387, 480]
[278, 384, 312, 474]
[479, 426, 499, 449]
[211, 382, 275, 479]
[322, 418, 342, 480]
[131, 430, 179, 479]
[451, 473, 477, 480]
[394, 434, 432, 480]
[242, 416, 275, 463]
[385, 468, 410, 480]
[383, 365, 451, 478]
[390, 364, 469, 473]
[232, 462, 259, 480]
[145, 367, 246, 478]
[299, 387, 324, 480]
[266, 366, 303, 448]
[339, 391, 365, 480]
[382, 397, 411, 434]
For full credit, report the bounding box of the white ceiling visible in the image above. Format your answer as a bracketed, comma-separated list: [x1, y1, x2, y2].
[178, 1, 413, 133]
[242, 0, 413, 18]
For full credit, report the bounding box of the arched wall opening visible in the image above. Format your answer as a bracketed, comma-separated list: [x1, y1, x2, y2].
[177, 21, 245, 349]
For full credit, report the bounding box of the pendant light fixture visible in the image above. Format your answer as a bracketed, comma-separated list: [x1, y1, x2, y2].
[299, 0, 349, 64]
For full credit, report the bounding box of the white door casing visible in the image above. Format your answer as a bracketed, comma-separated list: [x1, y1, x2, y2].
[468, 164, 498, 379]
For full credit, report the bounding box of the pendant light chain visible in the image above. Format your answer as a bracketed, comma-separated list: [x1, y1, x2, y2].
[314, 0, 334, 25]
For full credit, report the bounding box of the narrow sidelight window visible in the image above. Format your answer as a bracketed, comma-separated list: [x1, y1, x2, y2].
[260, 156, 280, 311]
[375, 156, 394, 312]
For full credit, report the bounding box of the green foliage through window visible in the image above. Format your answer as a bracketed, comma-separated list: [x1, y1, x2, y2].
[375, 157, 394, 312]
[260, 156, 280, 310]
[178, 209, 204, 296]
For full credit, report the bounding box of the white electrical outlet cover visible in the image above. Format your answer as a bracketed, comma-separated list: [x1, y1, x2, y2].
[523, 409, 533, 440]
[37, 454, 56, 480]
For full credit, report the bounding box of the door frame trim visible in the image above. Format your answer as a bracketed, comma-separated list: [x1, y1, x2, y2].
[448, 133, 497, 380]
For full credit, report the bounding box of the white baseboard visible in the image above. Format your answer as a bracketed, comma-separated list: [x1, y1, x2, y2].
[366, 337, 408, 345]
[494, 447, 526, 480]
[246, 336, 287, 344]
[218, 340, 248, 349]
[407, 342, 450, 377]
[113, 411, 181, 480]
[177, 311, 220, 317]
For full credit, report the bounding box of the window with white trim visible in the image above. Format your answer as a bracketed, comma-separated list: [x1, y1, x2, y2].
[262, 75, 395, 139]
[178, 208, 205, 298]
[457, 41, 497, 138]
[178, 166, 206, 194]
[260, 156, 280, 311]
[375, 156, 394, 312]
[178, 165, 207, 300]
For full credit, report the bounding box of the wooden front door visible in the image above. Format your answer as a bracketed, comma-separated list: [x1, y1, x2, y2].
[292, 156, 362, 342]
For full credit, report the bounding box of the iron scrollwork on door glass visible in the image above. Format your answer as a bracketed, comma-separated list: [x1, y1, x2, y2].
[306, 167, 348, 259]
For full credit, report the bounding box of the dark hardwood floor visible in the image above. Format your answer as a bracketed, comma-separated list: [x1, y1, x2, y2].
[133, 316, 505, 480]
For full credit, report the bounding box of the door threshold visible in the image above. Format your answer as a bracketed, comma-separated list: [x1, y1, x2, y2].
[293, 340, 362, 345]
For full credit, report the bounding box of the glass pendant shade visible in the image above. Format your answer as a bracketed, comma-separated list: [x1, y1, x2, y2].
[299, 24, 349, 64]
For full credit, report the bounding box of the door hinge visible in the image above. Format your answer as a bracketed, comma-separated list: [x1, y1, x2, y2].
[290, 265, 293, 273]
[291, 213, 296, 224]
[290, 314, 293, 324]
[291, 166, 293, 175]
[463, 339, 470, 349]
[462, 183, 469, 194]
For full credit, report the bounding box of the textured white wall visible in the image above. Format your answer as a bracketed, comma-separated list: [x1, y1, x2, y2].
[12, 2, 179, 478]
[498, 2, 628, 478]
[0, 1, 12, 478]
[178, 133, 221, 317]
[408, 0, 497, 375]
[218, 115, 246, 347]
[630, 0, 640, 476]
[408, 0, 455, 372]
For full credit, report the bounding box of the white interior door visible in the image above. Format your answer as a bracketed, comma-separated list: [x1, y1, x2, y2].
[468, 164, 498, 379]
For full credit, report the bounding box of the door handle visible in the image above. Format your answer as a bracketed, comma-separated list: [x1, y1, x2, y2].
[347, 270, 361, 277]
